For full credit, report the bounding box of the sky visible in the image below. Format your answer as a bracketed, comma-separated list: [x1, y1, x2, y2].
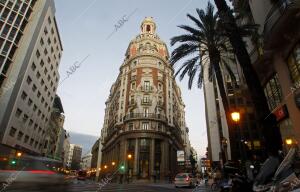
[54, 0, 209, 157]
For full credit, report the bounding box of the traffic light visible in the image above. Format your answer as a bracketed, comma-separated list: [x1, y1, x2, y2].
[10, 159, 17, 165]
[120, 165, 125, 170]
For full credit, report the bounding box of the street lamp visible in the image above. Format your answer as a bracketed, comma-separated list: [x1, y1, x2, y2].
[127, 154, 132, 159]
[231, 111, 244, 161]
[112, 161, 116, 166]
[231, 112, 240, 123]
[104, 165, 107, 169]
[285, 138, 293, 145]
[16, 152, 22, 157]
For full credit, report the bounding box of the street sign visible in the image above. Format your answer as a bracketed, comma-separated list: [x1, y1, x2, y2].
[177, 150, 184, 162]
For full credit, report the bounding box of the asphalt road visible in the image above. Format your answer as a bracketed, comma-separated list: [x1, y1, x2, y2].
[2, 179, 210, 192]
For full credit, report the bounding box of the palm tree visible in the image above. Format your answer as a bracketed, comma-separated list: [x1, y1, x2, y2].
[170, 2, 236, 160]
[213, 0, 282, 156]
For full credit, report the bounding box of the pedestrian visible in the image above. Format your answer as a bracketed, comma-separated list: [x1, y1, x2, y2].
[119, 174, 123, 184]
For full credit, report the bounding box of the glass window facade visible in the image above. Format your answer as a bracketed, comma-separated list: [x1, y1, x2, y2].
[264, 74, 283, 110]
[287, 43, 300, 86]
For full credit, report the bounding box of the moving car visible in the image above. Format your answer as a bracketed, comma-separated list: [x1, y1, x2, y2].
[0, 144, 66, 190]
[77, 170, 87, 180]
[174, 173, 197, 188]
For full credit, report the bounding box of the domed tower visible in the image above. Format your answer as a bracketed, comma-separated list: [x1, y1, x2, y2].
[100, 17, 189, 182]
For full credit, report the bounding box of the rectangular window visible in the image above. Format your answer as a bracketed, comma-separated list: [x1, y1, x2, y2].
[158, 123, 162, 131]
[36, 71, 41, 79]
[142, 122, 149, 130]
[40, 38, 44, 46]
[31, 62, 36, 71]
[28, 98, 33, 106]
[40, 59, 44, 67]
[131, 82, 136, 90]
[143, 95, 149, 103]
[143, 108, 149, 117]
[48, 16, 52, 24]
[9, 127, 17, 137]
[17, 131, 24, 140]
[24, 135, 29, 143]
[287, 44, 300, 86]
[26, 76, 32, 85]
[33, 104, 37, 111]
[144, 81, 150, 91]
[15, 108, 22, 117]
[44, 27, 48, 35]
[29, 119, 33, 126]
[36, 50, 40, 58]
[30, 138, 34, 146]
[21, 91, 27, 100]
[23, 114, 28, 122]
[32, 84, 37, 92]
[129, 123, 134, 131]
[264, 74, 283, 110]
[44, 48, 48, 55]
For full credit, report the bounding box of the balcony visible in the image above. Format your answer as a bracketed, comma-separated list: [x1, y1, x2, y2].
[141, 99, 152, 105]
[123, 113, 167, 122]
[130, 75, 137, 81]
[128, 101, 137, 108]
[141, 86, 153, 92]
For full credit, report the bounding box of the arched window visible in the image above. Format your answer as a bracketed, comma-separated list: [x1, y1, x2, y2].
[146, 25, 151, 32]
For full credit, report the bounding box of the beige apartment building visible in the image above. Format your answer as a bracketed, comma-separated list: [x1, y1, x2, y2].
[0, 0, 63, 155]
[99, 17, 190, 182]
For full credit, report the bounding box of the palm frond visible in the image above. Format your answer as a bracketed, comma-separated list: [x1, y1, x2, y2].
[170, 34, 200, 46]
[170, 43, 199, 65]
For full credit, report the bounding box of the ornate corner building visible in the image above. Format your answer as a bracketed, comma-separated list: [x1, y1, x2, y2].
[100, 17, 190, 181]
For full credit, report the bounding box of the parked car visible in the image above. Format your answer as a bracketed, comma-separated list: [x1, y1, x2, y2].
[174, 173, 197, 188]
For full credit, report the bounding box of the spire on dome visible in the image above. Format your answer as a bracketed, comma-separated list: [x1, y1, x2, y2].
[141, 17, 156, 34]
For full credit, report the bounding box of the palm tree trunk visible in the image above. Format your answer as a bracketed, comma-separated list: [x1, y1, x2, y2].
[209, 48, 231, 163]
[213, 0, 282, 155]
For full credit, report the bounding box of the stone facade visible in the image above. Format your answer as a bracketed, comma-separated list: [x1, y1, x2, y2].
[0, 0, 63, 155]
[99, 17, 190, 181]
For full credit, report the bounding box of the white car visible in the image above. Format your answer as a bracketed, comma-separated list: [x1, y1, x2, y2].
[174, 173, 197, 188]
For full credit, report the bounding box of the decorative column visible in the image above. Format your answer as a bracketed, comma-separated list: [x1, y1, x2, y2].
[133, 138, 139, 180]
[161, 139, 169, 181]
[150, 139, 155, 182]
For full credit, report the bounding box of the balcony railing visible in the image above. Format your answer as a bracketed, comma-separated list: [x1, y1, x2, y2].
[141, 100, 152, 105]
[128, 101, 137, 107]
[130, 75, 137, 81]
[264, 0, 292, 36]
[123, 113, 167, 122]
[141, 86, 153, 92]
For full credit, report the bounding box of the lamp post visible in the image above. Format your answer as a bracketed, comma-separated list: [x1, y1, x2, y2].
[127, 154, 132, 183]
[285, 138, 293, 154]
[231, 112, 244, 161]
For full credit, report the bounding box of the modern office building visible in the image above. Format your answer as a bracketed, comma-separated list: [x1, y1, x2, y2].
[232, 0, 300, 151]
[0, 0, 63, 155]
[66, 144, 82, 170]
[204, 56, 263, 165]
[99, 17, 190, 182]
